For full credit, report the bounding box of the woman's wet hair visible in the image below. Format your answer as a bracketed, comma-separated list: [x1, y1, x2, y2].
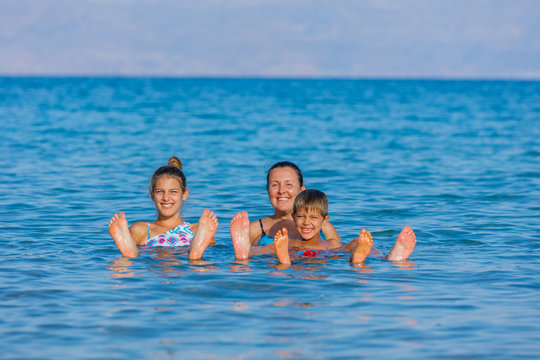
[293, 189, 328, 218]
[266, 161, 304, 189]
[150, 156, 187, 196]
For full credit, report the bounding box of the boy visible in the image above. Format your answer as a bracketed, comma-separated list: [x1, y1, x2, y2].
[273, 189, 375, 265]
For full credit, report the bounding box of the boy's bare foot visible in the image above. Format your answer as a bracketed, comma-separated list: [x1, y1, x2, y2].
[109, 212, 139, 258]
[230, 211, 251, 260]
[274, 228, 291, 265]
[350, 228, 373, 263]
[344, 234, 382, 258]
[189, 209, 218, 260]
[385, 225, 416, 261]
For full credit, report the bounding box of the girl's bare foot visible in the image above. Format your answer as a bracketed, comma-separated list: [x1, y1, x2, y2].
[109, 212, 139, 258]
[350, 228, 373, 263]
[274, 228, 291, 265]
[385, 225, 416, 261]
[230, 211, 251, 260]
[189, 209, 218, 260]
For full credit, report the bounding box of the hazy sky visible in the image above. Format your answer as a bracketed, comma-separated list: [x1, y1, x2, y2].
[1, 0, 539, 78]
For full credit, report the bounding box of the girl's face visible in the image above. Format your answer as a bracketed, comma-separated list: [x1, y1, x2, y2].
[267, 167, 305, 214]
[152, 176, 189, 218]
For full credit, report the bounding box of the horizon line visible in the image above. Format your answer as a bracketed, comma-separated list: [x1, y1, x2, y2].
[1, 73, 539, 82]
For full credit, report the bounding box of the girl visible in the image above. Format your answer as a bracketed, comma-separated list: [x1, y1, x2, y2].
[109, 156, 218, 259]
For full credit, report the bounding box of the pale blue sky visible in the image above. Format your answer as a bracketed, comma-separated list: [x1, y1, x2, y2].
[1, 0, 539, 78]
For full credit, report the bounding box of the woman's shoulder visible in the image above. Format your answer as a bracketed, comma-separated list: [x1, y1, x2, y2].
[249, 216, 266, 226]
[250, 215, 273, 228]
[249, 217, 266, 245]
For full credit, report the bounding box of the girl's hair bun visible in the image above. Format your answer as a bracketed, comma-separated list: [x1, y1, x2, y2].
[150, 156, 187, 195]
[168, 156, 183, 170]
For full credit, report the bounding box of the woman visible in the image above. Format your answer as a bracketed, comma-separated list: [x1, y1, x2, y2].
[248, 161, 341, 246]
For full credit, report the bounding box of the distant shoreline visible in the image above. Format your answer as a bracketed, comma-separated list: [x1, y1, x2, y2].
[1, 75, 539, 82]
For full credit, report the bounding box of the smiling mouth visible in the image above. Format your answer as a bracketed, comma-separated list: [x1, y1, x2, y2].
[161, 203, 174, 208]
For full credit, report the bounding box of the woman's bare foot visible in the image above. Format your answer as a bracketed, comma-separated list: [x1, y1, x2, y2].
[350, 228, 373, 263]
[189, 209, 218, 260]
[230, 211, 251, 260]
[385, 225, 416, 261]
[274, 228, 291, 265]
[109, 212, 139, 258]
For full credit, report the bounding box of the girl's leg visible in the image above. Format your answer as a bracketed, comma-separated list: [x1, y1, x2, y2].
[109, 212, 139, 258]
[189, 209, 218, 260]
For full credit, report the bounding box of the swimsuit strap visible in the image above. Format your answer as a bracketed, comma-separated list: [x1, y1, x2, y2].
[259, 219, 268, 237]
[148, 222, 151, 240]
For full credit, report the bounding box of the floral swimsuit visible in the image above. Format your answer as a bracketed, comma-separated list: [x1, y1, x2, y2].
[144, 222, 194, 247]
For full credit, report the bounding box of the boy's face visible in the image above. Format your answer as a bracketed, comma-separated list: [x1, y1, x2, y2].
[294, 208, 329, 241]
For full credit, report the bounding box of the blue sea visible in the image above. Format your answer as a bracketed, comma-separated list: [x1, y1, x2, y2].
[1, 78, 539, 359]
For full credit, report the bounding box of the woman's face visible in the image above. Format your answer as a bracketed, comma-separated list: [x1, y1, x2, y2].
[267, 167, 305, 214]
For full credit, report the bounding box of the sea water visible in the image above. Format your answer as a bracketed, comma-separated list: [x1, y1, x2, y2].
[1, 78, 539, 359]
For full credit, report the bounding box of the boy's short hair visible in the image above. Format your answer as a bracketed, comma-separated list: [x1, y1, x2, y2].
[293, 189, 328, 218]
